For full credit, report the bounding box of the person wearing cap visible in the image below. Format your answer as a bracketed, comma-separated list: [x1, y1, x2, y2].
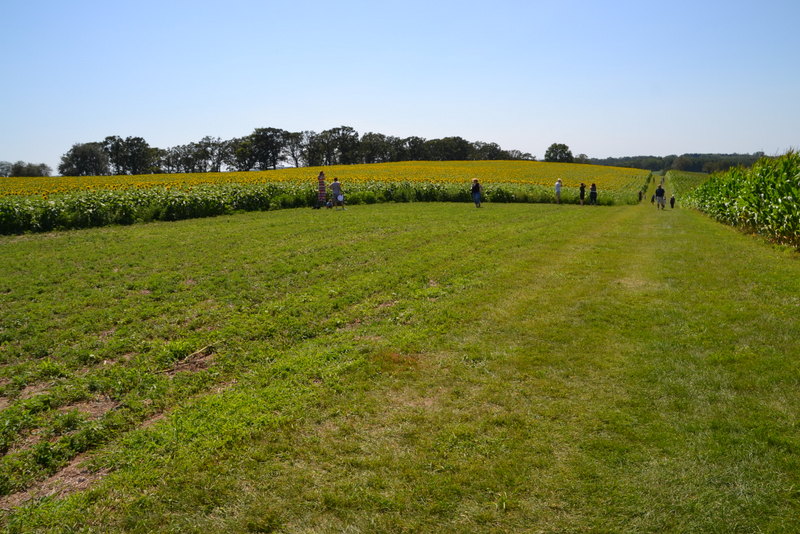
[471, 178, 483, 208]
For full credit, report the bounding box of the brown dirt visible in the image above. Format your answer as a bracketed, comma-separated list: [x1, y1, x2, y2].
[165, 344, 216, 375]
[58, 396, 117, 420]
[0, 453, 110, 510]
[19, 381, 51, 400]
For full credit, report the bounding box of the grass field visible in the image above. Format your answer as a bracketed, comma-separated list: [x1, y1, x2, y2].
[1, 176, 798, 532]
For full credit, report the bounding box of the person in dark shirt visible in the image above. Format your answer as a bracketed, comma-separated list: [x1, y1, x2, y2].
[655, 185, 666, 209]
[670, 194, 676, 209]
[579, 183, 586, 205]
[589, 183, 598, 205]
[471, 178, 483, 208]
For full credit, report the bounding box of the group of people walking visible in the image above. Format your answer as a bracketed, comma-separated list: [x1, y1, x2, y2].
[471, 178, 599, 208]
[652, 182, 676, 209]
[315, 171, 345, 210]
[314, 173, 669, 210]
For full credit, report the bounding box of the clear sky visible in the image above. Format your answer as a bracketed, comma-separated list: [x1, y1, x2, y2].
[2, 0, 798, 173]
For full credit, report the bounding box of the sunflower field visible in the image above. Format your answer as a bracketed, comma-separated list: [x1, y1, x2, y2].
[0, 161, 651, 234]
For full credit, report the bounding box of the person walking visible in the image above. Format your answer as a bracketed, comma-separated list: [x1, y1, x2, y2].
[589, 183, 598, 205]
[655, 184, 666, 210]
[315, 171, 326, 209]
[554, 179, 562, 204]
[579, 183, 586, 205]
[471, 178, 483, 207]
[330, 177, 344, 210]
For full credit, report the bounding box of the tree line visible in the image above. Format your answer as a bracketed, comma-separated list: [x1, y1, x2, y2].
[543, 143, 768, 173]
[0, 132, 771, 177]
[0, 161, 53, 178]
[53, 126, 535, 176]
[584, 152, 768, 173]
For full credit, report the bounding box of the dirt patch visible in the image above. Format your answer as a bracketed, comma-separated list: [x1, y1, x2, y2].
[377, 300, 398, 309]
[59, 396, 117, 420]
[98, 328, 116, 341]
[341, 318, 363, 330]
[0, 397, 9, 411]
[0, 453, 110, 510]
[165, 344, 216, 375]
[19, 381, 52, 400]
[371, 350, 421, 372]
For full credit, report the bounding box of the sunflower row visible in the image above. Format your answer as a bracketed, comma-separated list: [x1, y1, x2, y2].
[0, 161, 649, 198]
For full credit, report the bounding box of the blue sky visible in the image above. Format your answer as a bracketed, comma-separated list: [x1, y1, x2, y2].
[2, 0, 798, 173]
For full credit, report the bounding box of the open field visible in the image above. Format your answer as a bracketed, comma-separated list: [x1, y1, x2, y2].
[1, 176, 798, 532]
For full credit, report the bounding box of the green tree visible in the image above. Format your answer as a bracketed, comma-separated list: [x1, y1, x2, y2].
[401, 136, 429, 161]
[10, 161, 51, 176]
[0, 161, 11, 177]
[225, 137, 258, 172]
[101, 136, 154, 174]
[301, 131, 327, 167]
[360, 132, 393, 164]
[282, 132, 304, 168]
[58, 143, 110, 176]
[102, 136, 127, 174]
[471, 141, 508, 160]
[251, 127, 288, 170]
[125, 137, 154, 174]
[544, 143, 574, 163]
[425, 136, 472, 161]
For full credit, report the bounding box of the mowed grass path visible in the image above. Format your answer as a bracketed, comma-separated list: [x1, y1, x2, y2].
[1, 187, 799, 531]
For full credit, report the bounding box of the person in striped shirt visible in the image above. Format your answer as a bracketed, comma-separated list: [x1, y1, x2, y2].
[316, 171, 327, 209]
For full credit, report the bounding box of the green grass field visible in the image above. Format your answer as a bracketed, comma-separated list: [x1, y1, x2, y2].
[1, 177, 799, 532]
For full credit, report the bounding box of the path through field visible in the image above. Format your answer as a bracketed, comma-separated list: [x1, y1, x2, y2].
[1, 179, 798, 532]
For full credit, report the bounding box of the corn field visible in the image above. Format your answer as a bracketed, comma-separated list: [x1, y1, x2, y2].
[687, 152, 800, 247]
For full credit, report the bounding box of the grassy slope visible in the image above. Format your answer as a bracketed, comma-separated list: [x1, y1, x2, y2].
[1, 183, 799, 532]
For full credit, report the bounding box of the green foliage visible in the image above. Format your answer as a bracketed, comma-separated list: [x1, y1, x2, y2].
[8, 162, 51, 177]
[0, 178, 645, 235]
[666, 170, 709, 196]
[58, 143, 110, 177]
[2, 203, 798, 531]
[544, 143, 574, 163]
[687, 152, 800, 247]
